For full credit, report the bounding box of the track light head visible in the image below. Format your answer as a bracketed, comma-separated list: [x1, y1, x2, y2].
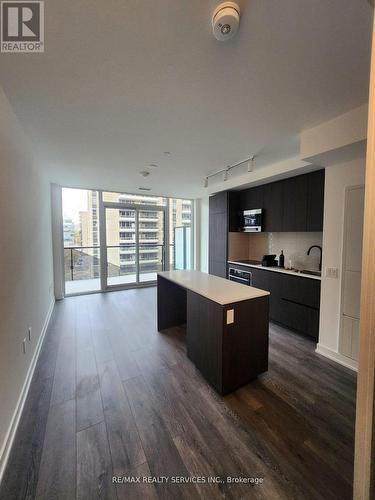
[204, 177, 208, 188]
[248, 156, 255, 172]
[223, 169, 228, 181]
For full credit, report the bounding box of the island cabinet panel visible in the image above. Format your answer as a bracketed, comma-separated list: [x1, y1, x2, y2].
[157, 271, 270, 395]
[186, 291, 223, 391]
[221, 296, 269, 394]
[186, 291, 269, 395]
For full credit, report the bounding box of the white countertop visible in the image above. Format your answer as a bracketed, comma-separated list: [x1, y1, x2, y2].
[158, 270, 269, 305]
[227, 261, 321, 281]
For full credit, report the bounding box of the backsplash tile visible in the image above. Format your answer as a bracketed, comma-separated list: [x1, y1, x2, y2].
[228, 231, 323, 270]
[268, 232, 323, 270]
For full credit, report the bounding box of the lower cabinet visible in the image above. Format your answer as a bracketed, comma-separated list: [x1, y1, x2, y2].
[231, 266, 321, 341]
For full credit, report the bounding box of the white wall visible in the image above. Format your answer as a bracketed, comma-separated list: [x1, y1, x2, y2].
[0, 87, 54, 478]
[317, 158, 366, 369]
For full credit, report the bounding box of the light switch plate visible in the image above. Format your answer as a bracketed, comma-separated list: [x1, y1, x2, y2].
[326, 267, 339, 279]
[227, 309, 234, 325]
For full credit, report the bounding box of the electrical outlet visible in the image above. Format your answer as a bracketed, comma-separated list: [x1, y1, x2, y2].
[28, 327, 32, 342]
[226, 309, 234, 325]
[22, 338, 27, 354]
[325, 267, 339, 279]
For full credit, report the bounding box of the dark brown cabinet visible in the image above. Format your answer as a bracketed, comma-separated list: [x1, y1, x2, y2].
[240, 185, 264, 211]
[263, 181, 283, 232]
[209, 193, 228, 278]
[281, 174, 308, 232]
[209, 190, 228, 214]
[227, 264, 321, 340]
[251, 268, 283, 323]
[238, 170, 325, 233]
[307, 170, 325, 231]
[228, 191, 240, 232]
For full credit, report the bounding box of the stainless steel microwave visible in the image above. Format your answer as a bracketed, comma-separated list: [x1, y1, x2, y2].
[243, 209, 262, 232]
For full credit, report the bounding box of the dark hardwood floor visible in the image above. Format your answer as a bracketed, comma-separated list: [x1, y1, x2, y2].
[0, 287, 356, 499]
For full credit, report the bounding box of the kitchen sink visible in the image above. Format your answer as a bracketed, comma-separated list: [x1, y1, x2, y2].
[300, 269, 321, 277]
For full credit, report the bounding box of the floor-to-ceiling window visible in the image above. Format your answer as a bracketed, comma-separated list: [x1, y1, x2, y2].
[62, 188, 101, 294]
[62, 188, 193, 295]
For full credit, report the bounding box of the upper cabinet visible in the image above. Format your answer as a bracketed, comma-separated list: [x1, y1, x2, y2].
[240, 185, 264, 211]
[281, 174, 308, 232]
[307, 170, 325, 232]
[238, 169, 325, 232]
[263, 181, 283, 232]
[209, 190, 228, 214]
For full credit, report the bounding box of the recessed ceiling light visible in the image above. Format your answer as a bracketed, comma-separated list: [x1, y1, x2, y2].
[140, 170, 150, 177]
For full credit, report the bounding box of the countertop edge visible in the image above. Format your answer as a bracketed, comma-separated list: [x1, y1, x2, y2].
[157, 271, 270, 305]
[227, 261, 322, 281]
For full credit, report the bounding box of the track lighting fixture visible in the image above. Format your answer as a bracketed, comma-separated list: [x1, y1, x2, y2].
[203, 155, 256, 187]
[247, 156, 255, 172]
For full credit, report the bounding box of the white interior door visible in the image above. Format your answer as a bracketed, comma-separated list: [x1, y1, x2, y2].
[339, 185, 365, 360]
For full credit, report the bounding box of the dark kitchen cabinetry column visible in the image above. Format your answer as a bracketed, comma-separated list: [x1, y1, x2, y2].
[240, 185, 264, 211]
[228, 191, 241, 232]
[263, 181, 283, 232]
[307, 170, 325, 231]
[282, 175, 308, 232]
[209, 192, 228, 278]
[209, 191, 241, 277]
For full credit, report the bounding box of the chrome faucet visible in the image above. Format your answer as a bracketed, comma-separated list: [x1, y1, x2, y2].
[307, 245, 322, 271]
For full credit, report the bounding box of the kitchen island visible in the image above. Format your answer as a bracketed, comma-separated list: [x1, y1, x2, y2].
[157, 270, 270, 395]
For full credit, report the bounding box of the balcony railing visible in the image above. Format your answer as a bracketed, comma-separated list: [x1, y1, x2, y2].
[64, 244, 167, 282]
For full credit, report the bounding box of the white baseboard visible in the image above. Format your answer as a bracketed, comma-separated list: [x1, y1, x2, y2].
[0, 298, 55, 483]
[315, 343, 358, 372]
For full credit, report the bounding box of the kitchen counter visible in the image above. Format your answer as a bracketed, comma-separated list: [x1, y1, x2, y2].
[158, 270, 269, 305]
[157, 270, 269, 394]
[227, 261, 322, 281]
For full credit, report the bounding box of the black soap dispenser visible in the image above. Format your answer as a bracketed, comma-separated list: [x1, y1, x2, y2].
[279, 250, 285, 268]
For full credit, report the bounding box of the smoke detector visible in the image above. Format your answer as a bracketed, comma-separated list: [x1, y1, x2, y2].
[212, 2, 240, 41]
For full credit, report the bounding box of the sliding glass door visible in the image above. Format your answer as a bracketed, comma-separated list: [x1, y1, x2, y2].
[105, 207, 138, 287]
[104, 204, 165, 289]
[62, 188, 101, 295]
[62, 188, 193, 296]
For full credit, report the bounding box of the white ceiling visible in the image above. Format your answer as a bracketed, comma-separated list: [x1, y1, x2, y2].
[0, 0, 372, 198]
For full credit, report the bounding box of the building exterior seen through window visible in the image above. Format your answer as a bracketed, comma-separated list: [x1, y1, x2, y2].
[62, 188, 192, 294]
